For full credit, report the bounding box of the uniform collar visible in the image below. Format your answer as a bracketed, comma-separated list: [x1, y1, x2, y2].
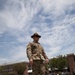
[33, 41, 40, 44]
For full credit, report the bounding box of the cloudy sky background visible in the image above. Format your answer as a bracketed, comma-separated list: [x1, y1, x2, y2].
[0, 0, 75, 65]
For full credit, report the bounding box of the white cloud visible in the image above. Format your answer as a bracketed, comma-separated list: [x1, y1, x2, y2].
[0, 45, 28, 65]
[39, 14, 75, 57]
[0, 0, 41, 33]
[0, 57, 8, 65]
[40, 0, 75, 15]
[0, 0, 75, 64]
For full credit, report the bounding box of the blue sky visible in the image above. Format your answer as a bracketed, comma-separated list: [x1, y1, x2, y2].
[0, 0, 75, 65]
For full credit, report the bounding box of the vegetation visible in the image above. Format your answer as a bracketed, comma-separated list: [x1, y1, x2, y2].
[0, 66, 10, 75]
[13, 62, 26, 75]
[0, 55, 68, 74]
[49, 55, 68, 70]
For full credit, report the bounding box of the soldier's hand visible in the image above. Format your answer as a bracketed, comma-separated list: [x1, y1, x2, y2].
[45, 59, 49, 64]
[29, 59, 33, 65]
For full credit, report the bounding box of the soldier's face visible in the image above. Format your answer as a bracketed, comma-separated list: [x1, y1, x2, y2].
[33, 36, 39, 42]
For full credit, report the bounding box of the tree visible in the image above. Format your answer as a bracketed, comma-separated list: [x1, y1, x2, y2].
[49, 55, 68, 70]
[0, 66, 2, 73]
[13, 62, 26, 75]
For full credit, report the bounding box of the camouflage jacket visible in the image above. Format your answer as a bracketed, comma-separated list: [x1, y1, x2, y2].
[26, 41, 48, 60]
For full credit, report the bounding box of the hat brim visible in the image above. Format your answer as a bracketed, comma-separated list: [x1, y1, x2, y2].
[31, 35, 41, 38]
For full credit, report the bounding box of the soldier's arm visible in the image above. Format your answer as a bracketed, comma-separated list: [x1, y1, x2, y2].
[26, 43, 32, 60]
[42, 48, 48, 59]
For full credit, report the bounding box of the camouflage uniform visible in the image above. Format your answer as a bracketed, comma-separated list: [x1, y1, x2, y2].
[26, 41, 48, 75]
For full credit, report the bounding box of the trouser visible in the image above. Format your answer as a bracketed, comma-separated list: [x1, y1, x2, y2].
[32, 60, 49, 75]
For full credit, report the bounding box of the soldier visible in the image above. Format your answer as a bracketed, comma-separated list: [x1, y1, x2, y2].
[26, 33, 49, 75]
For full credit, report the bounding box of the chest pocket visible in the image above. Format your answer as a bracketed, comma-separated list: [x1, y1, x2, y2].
[31, 43, 43, 54]
[31, 45, 37, 54]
